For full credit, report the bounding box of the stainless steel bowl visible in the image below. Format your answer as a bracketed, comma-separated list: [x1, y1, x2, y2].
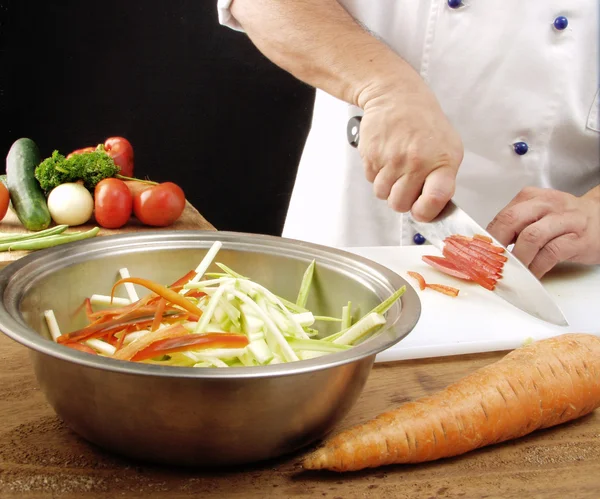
[0, 231, 420, 466]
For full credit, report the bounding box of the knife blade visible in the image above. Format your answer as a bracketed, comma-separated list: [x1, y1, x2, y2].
[346, 115, 569, 326]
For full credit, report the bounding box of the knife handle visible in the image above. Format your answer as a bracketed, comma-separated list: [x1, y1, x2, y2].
[347, 116, 362, 148]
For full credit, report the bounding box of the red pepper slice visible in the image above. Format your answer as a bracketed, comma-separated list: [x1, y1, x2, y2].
[151, 298, 167, 332]
[113, 323, 191, 360]
[473, 234, 493, 243]
[111, 277, 203, 318]
[64, 342, 98, 355]
[463, 240, 508, 263]
[443, 247, 497, 291]
[421, 255, 472, 281]
[407, 271, 427, 290]
[57, 309, 187, 344]
[131, 333, 249, 362]
[444, 240, 503, 277]
[468, 238, 507, 255]
[169, 270, 197, 288]
[425, 283, 460, 297]
[444, 238, 504, 273]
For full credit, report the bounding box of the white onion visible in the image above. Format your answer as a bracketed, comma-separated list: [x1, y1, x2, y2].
[47, 182, 94, 226]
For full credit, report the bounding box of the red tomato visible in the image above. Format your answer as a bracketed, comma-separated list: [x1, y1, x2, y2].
[0, 182, 9, 221]
[133, 182, 186, 227]
[104, 137, 134, 177]
[94, 178, 133, 229]
[66, 146, 96, 159]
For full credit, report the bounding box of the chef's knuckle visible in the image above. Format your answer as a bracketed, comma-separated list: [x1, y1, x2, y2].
[494, 208, 519, 228]
[518, 186, 540, 200]
[520, 225, 543, 245]
[541, 240, 564, 264]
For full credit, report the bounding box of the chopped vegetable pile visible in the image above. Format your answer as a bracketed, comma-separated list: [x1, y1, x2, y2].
[422, 233, 507, 291]
[45, 241, 406, 367]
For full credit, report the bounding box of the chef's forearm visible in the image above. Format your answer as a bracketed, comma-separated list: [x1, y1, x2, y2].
[230, 0, 423, 107]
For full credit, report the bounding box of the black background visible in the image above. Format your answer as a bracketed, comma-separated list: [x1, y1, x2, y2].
[0, 0, 315, 235]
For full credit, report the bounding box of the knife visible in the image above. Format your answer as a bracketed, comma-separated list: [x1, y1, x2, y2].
[347, 116, 569, 326]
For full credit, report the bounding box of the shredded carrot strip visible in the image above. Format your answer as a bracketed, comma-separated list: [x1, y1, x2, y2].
[111, 277, 203, 318]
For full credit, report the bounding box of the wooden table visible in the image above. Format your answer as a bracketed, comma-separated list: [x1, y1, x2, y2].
[0, 210, 598, 498]
[0, 201, 215, 267]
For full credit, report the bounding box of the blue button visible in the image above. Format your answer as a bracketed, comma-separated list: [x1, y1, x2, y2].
[553, 16, 569, 30]
[413, 233, 426, 245]
[513, 142, 529, 155]
[448, 0, 462, 8]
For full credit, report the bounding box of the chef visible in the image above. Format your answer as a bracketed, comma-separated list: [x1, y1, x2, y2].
[217, 0, 600, 277]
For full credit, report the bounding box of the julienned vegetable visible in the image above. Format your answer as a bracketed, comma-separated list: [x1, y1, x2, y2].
[47, 182, 94, 226]
[422, 234, 508, 291]
[407, 271, 460, 297]
[35, 148, 120, 193]
[46, 241, 406, 367]
[303, 333, 600, 472]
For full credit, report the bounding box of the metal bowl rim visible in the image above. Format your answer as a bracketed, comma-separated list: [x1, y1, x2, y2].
[0, 230, 421, 379]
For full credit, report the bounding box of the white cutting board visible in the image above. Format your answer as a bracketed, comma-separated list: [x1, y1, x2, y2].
[345, 246, 600, 363]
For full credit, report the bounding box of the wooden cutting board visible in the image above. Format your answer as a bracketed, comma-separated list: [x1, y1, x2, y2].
[0, 202, 215, 268]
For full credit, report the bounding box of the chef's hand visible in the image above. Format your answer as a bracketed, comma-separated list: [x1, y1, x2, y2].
[487, 186, 600, 278]
[358, 83, 464, 222]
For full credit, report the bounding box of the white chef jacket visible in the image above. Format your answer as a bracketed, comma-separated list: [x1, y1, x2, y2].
[218, 0, 600, 247]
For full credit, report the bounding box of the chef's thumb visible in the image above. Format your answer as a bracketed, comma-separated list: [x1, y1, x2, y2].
[411, 167, 456, 222]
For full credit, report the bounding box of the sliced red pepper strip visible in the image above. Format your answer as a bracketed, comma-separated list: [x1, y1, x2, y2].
[421, 255, 472, 281]
[445, 238, 504, 272]
[443, 244, 498, 280]
[69, 318, 157, 344]
[443, 247, 497, 291]
[169, 270, 197, 288]
[151, 298, 167, 332]
[57, 310, 187, 344]
[84, 298, 95, 320]
[113, 323, 191, 360]
[111, 277, 203, 318]
[64, 342, 98, 355]
[185, 290, 207, 299]
[444, 240, 503, 277]
[473, 234, 493, 243]
[469, 238, 507, 255]
[87, 294, 153, 321]
[464, 241, 508, 263]
[131, 333, 249, 362]
[407, 271, 427, 290]
[426, 283, 460, 297]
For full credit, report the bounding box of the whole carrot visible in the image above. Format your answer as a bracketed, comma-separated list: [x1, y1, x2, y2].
[303, 333, 600, 472]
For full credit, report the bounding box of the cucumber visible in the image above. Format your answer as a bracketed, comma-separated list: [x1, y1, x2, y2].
[6, 138, 51, 231]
